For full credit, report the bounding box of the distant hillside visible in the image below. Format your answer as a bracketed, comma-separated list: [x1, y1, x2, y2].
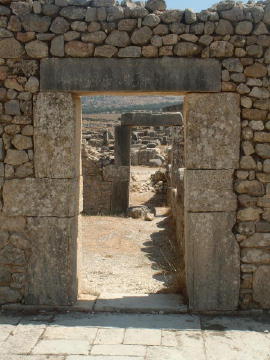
[82, 95, 183, 114]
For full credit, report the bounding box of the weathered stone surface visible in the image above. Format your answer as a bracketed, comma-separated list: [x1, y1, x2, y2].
[25, 40, 48, 58]
[0, 287, 21, 304]
[60, 6, 86, 20]
[25, 216, 77, 305]
[0, 244, 26, 265]
[142, 14, 160, 28]
[11, 1, 31, 16]
[0, 28, 13, 38]
[240, 155, 256, 170]
[256, 144, 270, 159]
[15, 161, 34, 178]
[237, 207, 262, 221]
[34, 92, 80, 179]
[142, 45, 158, 57]
[125, 6, 148, 19]
[241, 248, 270, 264]
[21, 14, 51, 33]
[241, 233, 270, 248]
[223, 58, 243, 72]
[0, 38, 24, 58]
[185, 170, 237, 212]
[235, 180, 264, 196]
[103, 165, 130, 181]
[4, 149, 28, 166]
[50, 16, 70, 34]
[185, 8, 197, 24]
[105, 30, 130, 47]
[0, 231, 9, 249]
[210, 41, 234, 57]
[250, 87, 270, 99]
[145, 0, 166, 11]
[25, 76, 39, 93]
[0, 140, 3, 161]
[216, 19, 234, 35]
[65, 41, 94, 57]
[253, 266, 270, 308]
[118, 18, 137, 31]
[81, 31, 106, 44]
[106, 5, 124, 21]
[256, 221, 270, 233]
[51, 35, 64, 57]
[118, 46, 141, 58]
[235, 21, 253, 35]
[0, 214, 26, 231]
[244, 63, 267, 78]
[94, 45, 117, 58]
[243, 108, 267, 120]
[11, 134, 32, 150]
[5, 100, 20, 115]
[174, 42, 201, 57]
[185, 93, 240, 169]
[186, 212, 240, 311]
[40, 58, 221, 92]
[131, 26, 152, 45]
[3, 178, 79, 216]
[91, 0, 115, 6]
[221, 6, 245, 21]
[237, 221, 255, 236]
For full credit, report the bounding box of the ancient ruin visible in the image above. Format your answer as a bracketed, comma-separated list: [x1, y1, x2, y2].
[82, 110, 182, 214]
[0, 0, 270, 312]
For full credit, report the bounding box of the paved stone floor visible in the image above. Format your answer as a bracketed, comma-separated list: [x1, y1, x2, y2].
[0, 311, 270, 359]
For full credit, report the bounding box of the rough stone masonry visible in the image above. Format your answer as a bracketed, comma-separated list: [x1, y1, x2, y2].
[0, 0, 270, 310]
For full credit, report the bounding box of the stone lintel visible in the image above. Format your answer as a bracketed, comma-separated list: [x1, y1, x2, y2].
[120, 112, 183, 127]
[40, 58, 221, 93]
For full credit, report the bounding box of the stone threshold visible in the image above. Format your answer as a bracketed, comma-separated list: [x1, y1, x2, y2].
[1, 293, 187, 314]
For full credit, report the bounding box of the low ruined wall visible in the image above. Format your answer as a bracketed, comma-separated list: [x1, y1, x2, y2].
[0, 0, 270, 309]
[81, 143, 113, 214]
[82, 143, 129, 214]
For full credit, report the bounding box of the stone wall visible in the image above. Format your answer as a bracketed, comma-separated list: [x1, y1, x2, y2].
[81, 143, 113, 214]
[0, 0, 270, 309]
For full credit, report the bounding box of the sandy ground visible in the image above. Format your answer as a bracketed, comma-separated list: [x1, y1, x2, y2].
[78, 211, 180, 297]
[78, 166, 180, 297]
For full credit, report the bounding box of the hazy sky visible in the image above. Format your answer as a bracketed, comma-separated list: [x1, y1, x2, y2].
[166, 0, 247, 11]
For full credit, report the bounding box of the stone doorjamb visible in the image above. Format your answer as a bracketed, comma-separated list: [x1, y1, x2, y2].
[27, 58, 241, 311]
[31, 90, 240, 311]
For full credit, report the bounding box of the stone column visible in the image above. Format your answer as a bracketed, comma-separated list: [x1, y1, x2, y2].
[3, 92, 81, 305]
[113, 125, 131, 214]
[184, 93, 241, 311]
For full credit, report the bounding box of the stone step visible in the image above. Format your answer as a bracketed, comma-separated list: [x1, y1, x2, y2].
[94, 293, 187, 314]
[1, 293, 187, 315]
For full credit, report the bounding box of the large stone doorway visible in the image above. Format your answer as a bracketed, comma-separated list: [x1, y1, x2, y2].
[27, 58, 241, 311]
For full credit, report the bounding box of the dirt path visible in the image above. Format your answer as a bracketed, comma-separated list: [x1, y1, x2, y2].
[78, 209, 180, 297]
[78, 165, 180, 298]
[129, 166, 166, 207]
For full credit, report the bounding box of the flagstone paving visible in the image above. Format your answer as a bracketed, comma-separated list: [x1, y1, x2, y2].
[0, 312, 270, 359]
